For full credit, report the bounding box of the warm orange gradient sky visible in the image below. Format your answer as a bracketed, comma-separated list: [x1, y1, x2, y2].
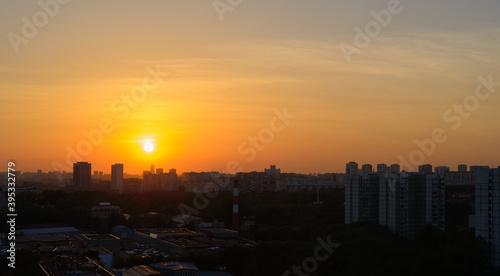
[1, 1, 499, 174]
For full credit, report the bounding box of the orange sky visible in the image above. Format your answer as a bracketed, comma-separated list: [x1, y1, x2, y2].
[1, 1, 499, 174]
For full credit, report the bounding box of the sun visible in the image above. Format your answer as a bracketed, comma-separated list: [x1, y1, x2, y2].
[143, 140, 154, 153]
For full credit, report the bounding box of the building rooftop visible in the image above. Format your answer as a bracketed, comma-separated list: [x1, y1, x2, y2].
[136, 228, 201, 238]
[16, 226, 81, 237]
[150, 261, 198, 271]
[90, 246, 112, 254]
[81, 234, 120, 240]
[125, 263, 233, 276]
[124, 265, 162, 276]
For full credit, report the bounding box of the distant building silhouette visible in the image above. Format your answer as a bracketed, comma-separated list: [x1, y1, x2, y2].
[142, 171, 153, 192]
[458, 164, 468, 172]
[362, 164, 373, 173]
[377, 164, 388, 173]
[142, 167, 180, 192]
[418, 164, 433, 174]
[389, 164, 400, 173]
[434, 166, 450, 175]
[265, 164, 280, 175]
[346, 162, 359, 175]
[111, 164, 124, 194]
[470, 165, 490, 172]
[73, 162, 91, 190]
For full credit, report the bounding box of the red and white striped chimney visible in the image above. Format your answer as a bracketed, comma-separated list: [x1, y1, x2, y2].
[233, 180, 239, 228]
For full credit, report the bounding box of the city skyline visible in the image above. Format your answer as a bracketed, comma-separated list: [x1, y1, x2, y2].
[9, 161, 498, 177]
[1, 1, 500, 175]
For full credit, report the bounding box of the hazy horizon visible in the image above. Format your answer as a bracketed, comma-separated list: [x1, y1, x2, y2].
[5, 161, 499, 177]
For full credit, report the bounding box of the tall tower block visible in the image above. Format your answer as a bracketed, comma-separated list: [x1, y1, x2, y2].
[233, 180, 239, 228]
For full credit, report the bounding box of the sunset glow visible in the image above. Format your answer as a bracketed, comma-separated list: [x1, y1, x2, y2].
[1, 1, 499, 175]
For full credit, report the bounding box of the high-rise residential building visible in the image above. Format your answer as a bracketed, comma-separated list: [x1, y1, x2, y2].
[142, 171, 154, 192]
[418, 164, 433, 174]
[475, 168, 500, 267]
[458, 164, 468, 172]
[377, 164, 388, 173]
[153, 169, 163, 191]
[445, 170, 474, 186]
[362, 164, 373, 173]
[345, 174, 360, 224]
[346, 162, 359, 175]
[434, 166, 450, 175]
[389, 164, 400, 173]
[381, 172, 444, 238]
[378, 173, 407, 236]
[162, 169, 181, 191]
[470, 166, 490, 172]
[73, 162, 91, 190]
[346, 170, 445, 239]
[345, 173, 379, 224]
[111, 164, 124, 194]
[141, 168, 180, 192]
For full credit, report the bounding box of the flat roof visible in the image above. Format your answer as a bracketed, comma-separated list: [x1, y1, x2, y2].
[81, 234, 120, 240]
[17, 227, 81, 237]
[150, 261, 198, 271]
[125, 265, 162, 276]
[90, 246, 112, 254]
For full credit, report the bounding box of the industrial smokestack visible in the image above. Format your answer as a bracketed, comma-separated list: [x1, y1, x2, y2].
[233, 180, 239, 228]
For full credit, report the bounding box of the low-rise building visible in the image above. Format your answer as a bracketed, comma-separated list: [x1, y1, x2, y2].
[125, 262, 233, 276]
[80, 234, 121, 255]
[91, 202, 121, 222]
